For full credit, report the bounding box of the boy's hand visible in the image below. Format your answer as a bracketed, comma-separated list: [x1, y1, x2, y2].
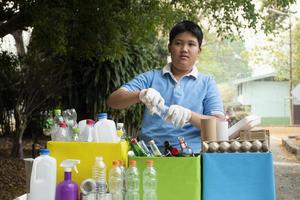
[166, 105, 191, 128]
[139, 88, 165, 114]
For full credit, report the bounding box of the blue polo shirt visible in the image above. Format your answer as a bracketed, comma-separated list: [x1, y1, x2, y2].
[121, 63, 224, 153]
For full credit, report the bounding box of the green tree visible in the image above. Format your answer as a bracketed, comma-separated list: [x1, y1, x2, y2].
[198, 33, 251, 83]
[0, 0, 297, 157]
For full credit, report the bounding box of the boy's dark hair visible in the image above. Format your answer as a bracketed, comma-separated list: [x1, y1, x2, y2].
[169, 20, 203, 47]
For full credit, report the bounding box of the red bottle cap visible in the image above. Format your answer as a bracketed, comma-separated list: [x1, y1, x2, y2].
[86, 119, 94, 125]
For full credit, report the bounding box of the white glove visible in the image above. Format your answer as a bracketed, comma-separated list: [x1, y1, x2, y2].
[139, 88, 165, 114]
[166, 105, 191, 128]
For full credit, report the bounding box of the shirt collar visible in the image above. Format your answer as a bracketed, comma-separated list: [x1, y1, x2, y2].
[162, 63, 198, 79]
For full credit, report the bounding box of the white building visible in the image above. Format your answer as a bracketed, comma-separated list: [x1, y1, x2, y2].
[234, 72, 290, 117]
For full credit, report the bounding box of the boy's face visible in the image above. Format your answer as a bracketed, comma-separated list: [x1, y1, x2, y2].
[168, 31, 201, 73]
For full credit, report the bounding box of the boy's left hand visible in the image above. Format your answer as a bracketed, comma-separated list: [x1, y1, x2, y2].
[166, 105, 191, 128]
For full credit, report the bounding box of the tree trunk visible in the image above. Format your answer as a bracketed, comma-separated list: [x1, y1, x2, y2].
[11, 107, 27, 159]
[11, 29, 26, 57]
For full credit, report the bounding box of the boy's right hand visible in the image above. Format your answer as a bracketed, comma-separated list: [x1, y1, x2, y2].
[139, 88, 165, 114]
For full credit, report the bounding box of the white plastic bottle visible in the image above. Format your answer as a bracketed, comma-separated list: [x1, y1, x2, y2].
[92, 156, 107, 200]
[78, 119, 87, 133]
[30, 149, 56, 200]
[143, 160, 157, 200]
[94, 113, 119, 143]
[55, 122, 72, 141]
[125, 160, 139, 200]
[109, 160, 123, 200]
[79, 119, 95, 142]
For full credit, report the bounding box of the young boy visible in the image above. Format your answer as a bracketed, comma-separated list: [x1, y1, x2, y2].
[107, 20, 224, 153]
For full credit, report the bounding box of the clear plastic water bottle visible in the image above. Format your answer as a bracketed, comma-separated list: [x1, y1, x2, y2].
[80, 119, 95, 142]
[50, 109, 64, 140]
[148, 140, 162, 156]
[92, 156, 107, 200]
[54, 109, 64, 125]
[143, 160, 157, 200]
[117, 160, 126, 200]
[62, 108, 78, 129]
[125, 160, 139, 200]
[109, 160, 123, 200]
[54, 122, 72, 141]
[154, 105, 169, 120]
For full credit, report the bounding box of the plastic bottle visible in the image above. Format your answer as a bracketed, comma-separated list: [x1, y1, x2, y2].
[92, 156, 107, 200]
[94, 113, 119, 143]
[30, 149, 56, 200]
[109, 160, 123, 200]
[56, 159, 80, 200]
[72, 127, 80, 141]
[50, 109, 64, 140]
[178, 136, 194, 156]
[154, 105, 169, 120]
[130, 138, 148, 157]
[79, 119, 95, 142]
[55, 122, 72, 141]
[54, 109, 64, 126]
[148, 140, 162, 156]
[138, 140, 152, 156]
[118, 160, 126, 199]
[142, 160, 157, 200]
[62, 108, 78, 129]
[78, 119, 87, 134]
[125, 160, 139, 200]
[116, 123, 125, 140]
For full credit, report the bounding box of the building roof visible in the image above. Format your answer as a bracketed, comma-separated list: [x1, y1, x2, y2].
[233, 72, 278, 84]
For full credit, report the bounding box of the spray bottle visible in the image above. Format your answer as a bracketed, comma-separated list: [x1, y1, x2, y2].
[56, 159, 80, 200]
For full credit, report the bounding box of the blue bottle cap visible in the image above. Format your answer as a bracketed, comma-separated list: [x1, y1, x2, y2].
[39, 149, 50, 155]
[97, 113, 107, 119]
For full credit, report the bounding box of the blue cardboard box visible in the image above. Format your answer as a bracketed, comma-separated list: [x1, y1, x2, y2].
[202, 153, 276, 200]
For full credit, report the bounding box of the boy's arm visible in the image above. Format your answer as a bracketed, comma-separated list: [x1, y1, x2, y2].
[107, 88, 141, 109]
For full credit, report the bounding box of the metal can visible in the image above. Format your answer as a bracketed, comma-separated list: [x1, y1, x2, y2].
[80, 179, 96, 200]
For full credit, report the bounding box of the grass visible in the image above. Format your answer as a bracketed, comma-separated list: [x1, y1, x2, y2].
[260, 117, 290, 126]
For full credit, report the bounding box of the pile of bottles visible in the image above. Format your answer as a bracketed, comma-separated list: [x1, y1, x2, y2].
[202, 139, 269, 153]
[29, 149, 157, 200]
[82, 157, 158, 200]
[45, 108, 126, 143]
[129, 136, 195, 157]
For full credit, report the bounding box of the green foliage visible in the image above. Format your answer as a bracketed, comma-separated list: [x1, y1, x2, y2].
[198, 33, 251, 83]
[260, 0, 297, 34]
[0, 51, 19, 135]
[0, 0, 298, 138]
[293, 22, 300, 86]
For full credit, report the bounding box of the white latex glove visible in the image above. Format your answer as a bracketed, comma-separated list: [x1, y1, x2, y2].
[139, 88, 165, 114]
[166, 105, 191, 128]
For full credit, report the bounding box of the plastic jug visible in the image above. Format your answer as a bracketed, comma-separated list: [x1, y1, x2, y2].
[79, 119, 95, 142]
[94, 113, 119, 143]
[30, 149, 56, 200]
